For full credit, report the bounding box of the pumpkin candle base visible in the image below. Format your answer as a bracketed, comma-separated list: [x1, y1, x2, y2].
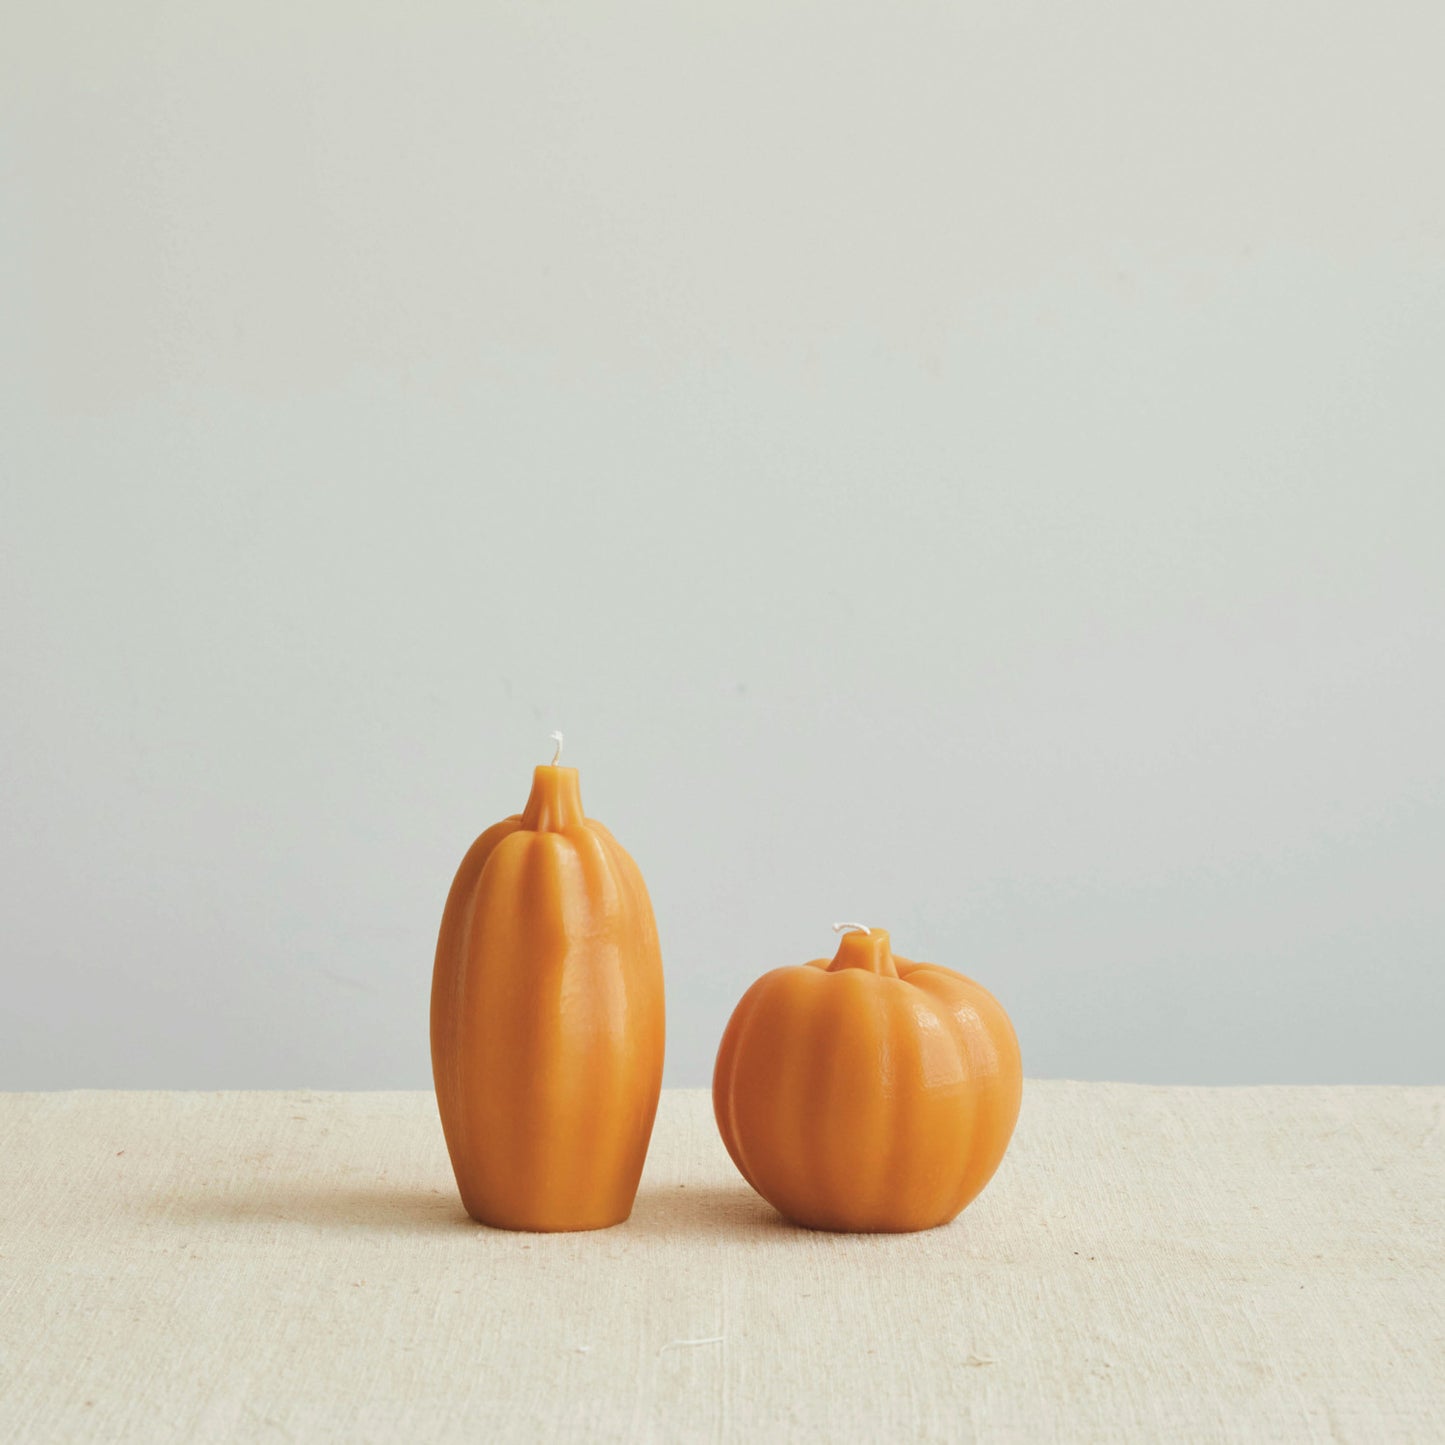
[459, 1202, 635, 1234]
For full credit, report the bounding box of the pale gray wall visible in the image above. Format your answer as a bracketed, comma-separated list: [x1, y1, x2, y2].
[3, 1, 1443, 1089]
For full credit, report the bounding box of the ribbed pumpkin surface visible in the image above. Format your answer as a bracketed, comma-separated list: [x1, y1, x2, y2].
[431, 766, 665, 1231]
[712, 929, 1020, 1233]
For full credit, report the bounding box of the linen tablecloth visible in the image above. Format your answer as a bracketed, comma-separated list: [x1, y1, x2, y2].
[2, 1084, 1441, 1441]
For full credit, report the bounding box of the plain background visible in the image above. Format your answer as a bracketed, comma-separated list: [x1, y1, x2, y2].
[3, 2, 1442, 1090]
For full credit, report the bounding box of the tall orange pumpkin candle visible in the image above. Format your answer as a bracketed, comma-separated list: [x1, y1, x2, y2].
[713, 922, 1021, 1233]
[431, 733, 665, 1231]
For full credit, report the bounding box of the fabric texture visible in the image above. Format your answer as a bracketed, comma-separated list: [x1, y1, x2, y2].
[1, 1084, 1441, 1442]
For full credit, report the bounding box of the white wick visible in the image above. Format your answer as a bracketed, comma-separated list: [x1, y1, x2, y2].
[548, 730, 564, 766]
[832, 921, 871, 937]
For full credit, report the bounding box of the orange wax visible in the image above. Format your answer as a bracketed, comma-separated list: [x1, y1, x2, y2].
[431, 750, 665, 1231]
[713, 925, 1021, 1233]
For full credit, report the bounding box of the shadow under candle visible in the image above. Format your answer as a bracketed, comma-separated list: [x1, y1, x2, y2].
[152, 1181, 473, 1235]
[147, 1176, 802, 1240]
[624, 1181, 796, 1242]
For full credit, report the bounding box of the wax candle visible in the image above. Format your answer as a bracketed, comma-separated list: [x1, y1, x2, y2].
[712, 923, 1021, 1232]
[431, 734, 665, 1231]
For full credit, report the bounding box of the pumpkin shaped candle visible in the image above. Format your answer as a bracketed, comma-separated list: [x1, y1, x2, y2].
[713, 923, 1021, 1233]
[431, 735, 665, 1231]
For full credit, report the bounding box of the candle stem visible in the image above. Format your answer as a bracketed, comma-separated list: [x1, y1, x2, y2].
[521, 764, 584, 831]
[827, 926, 899, 979]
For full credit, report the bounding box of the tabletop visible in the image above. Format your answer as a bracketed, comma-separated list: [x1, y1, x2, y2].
[2, 1083, 1441, 1442]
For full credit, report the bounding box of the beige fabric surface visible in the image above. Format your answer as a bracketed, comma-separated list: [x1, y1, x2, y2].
[1, 1084, 1441, 1443]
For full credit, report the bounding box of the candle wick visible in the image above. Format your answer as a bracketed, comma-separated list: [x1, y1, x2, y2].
[547, 730, 564, 766]
[832, 920, 870, 937]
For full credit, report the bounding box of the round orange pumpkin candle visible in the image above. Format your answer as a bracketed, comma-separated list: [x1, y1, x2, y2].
[713, 923, 1021, 1233]
[431, 735, 665, 1231]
